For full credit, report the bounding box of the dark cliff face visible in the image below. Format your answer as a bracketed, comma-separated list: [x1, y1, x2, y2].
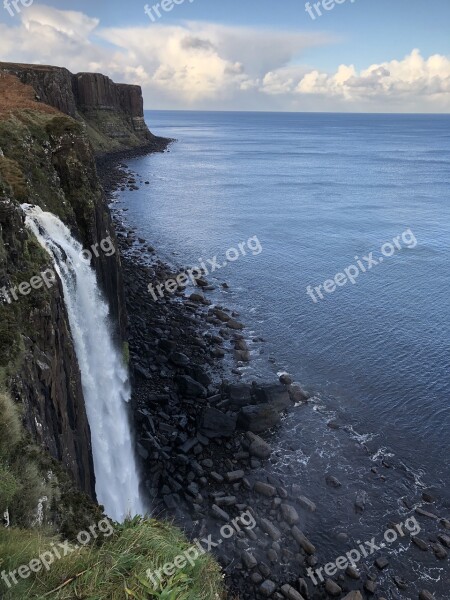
[0, 62, 156, 154]
[0, 69, 144, 498]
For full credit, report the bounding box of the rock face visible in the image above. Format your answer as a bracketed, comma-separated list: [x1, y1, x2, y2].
[0, 67, 163, 498]
[0, 62, 160, 153]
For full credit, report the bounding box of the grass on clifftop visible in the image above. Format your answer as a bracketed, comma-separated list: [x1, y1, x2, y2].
[0, 518, 226, 600]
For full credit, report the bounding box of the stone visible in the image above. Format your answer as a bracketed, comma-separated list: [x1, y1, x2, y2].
[415, 507, 438, 520]
[437, 533, 450, 548]
[227, 318, 244, 330]
[375, 556, 389, 570]
[298, 496, 316, 512]
[211, 504, 230, 522]
[226, 470, 245, 483]
[364, 579, 377, 593]
[419, 591, 436, 600]
[176, 374, 207, 398]
[199, 407, 237, 438]
[280, 584, 305, 600]
[324, 579, 342, 596]
[345, 565, 360, 579]
[241, 550, 257, 569]
[260, 580, 277, 597]
[169, 352, 190, 367]
[260, 518, 282, 541]
[412, 536, 429, 551]
[254, 384, 292, 411]
[227, 383, 253, 409]
[254, 482, 277, 497]
[291, 527, 316, 554]
[237, 405, 281, 433]
[279, 374, 293, 385]
[342, 593, 363, 600]
[325, 475, 342, 488]
[280, 503, 300, 525]
[248, 432, 272, 459]
[431, 542, 448, 559]
[355, 490, 368, 513]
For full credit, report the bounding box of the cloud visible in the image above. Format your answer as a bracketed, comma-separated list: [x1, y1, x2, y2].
[0, 5, 449, 112]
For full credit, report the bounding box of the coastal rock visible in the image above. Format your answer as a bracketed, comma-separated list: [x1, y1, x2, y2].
[199, 408, 237, 438]
[175, 374, 207, 398]
[291, 527, 316, 554]
[280, 584, 305, 599]
[324, 579, 342, 596]
[247, 432, 272, 459]
[419, 591, 436, 600]
[237, 404, 281, 433]
[342, 593, 363, 600]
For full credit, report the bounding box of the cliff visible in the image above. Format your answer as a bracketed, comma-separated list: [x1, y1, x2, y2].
[0, 65, 163, 503]
[0, 62, 162, 154]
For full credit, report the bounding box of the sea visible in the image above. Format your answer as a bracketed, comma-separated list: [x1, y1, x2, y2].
[114, 111, 450, 597]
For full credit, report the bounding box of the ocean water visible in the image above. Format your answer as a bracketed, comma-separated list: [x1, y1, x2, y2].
[115, 111, 450, 595]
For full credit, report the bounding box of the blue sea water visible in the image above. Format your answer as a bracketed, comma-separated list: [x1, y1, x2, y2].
[123, 110, 450, 491]
[115, 112, 450, 595]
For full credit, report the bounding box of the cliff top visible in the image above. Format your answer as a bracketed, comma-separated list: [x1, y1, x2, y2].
[0, 72, 57, 118]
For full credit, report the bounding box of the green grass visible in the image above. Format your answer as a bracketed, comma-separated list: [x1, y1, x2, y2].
[0, 518, 226, 600]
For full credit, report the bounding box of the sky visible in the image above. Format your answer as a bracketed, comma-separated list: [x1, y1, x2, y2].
[0, 0, 449, 112]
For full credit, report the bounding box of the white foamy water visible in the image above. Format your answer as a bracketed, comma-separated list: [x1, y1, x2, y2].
[23, 205, 144, 521]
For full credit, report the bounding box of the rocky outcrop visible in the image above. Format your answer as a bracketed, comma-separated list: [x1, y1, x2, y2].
[0, 62, 161, 154]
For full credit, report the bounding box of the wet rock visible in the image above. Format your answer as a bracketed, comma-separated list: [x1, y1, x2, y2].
[260, 580, 277, 597]
[226, 470, 245, 483]
[227, 384, 253, 409]
[345, 565, 360, 579]
[176, 374, 207, 398]
[255, 384, 292, 411]
[364, 579, 377, 593]
[415, 507, 438, 520]
[234, 349, 251, 362]
[255, 481, 277, 497]
[241, 550, 258, 569]
[289, 384, 310, 403]
[325, 579, 342, 596]
[214, 308, 231, 322]
[248, 432, 272, 459]
[325, 475, 342, 488]
[169, 352, 190, 367]
[260, 518, 282, 541]
[291, 527, 316, 554]
[375, 556, 389, 570]
[279, 373, 293, 385]
[298, 496, 317, 513]
[237, 404, 281, 433]
[412, 536, 429, 551]
[227, 318, 244, 330]
[211, 504, 230, 521]
[437, 533, 450, 548]
[431, 542, 448, 559]
[419, 591, 436, 600]
[280, 584, 305, 599]
[199, 407, 236, 438]
[280, 503, 300, 525]
[342, 593, 363, 600]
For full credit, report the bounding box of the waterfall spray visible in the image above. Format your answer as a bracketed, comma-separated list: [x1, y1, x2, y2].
[23, 205, 145, 522]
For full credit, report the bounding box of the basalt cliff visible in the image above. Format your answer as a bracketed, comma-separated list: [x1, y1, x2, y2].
[0, 63, 166, 506]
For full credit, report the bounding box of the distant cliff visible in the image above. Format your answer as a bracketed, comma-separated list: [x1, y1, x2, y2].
[0, 62, 162, 154]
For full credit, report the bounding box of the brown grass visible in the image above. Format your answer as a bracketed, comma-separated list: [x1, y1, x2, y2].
[0, 72, 57, 119]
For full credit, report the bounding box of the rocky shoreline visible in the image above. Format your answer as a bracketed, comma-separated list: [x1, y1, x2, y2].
[97, 150, 447, 600]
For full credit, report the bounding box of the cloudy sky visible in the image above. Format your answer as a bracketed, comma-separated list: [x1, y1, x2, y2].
[1, 0, 449, 112]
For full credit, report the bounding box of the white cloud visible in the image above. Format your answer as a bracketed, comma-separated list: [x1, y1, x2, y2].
[0, 5, 449, 112]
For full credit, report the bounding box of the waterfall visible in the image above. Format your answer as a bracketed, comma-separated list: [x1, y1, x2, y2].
[23, 205, 144, 522]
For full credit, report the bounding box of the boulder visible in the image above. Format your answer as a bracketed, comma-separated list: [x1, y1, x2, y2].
[237, 405, 281, 433]
[199, 408, 237, 438]
[247, 432, 272, 459]
[176, 374, 207, 398]
[254, 384, 292, 411]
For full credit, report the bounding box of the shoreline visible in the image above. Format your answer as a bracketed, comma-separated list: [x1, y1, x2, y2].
[97, 148, 448, 600]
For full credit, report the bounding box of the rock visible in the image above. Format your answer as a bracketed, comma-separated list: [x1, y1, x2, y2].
[419, 590, 436, 600]
[342, 593, 363, 600]
[260, 580, 277, 597]
[227, 318, 244, 330]
[345, 566, 360, 579]
[437, 533, 450, 548]
[214, 308, 231, 322]
[280, 584, 305, 600]
[279, 374, 293, 385]
[298, 496, 317, 512]
[364, 579, 377, 593]
[234, 350, 251, 362]
[248, 432, 272, 459]
[176, 374, 207, 398]
[324, 579, 342, 596]
[241, 550, 258, 569]
[291, 527, 316, 554]
[440, 518, 450, 529]
[375, 556, 389, 570]
[169, 352, 190, 367]
[255, 482, 277, 497]
[211, 504, 230, 522]
[237, 405, 281, 433]
[215, 496, 236, 507]
[199, 407, 237, 438]
[415, 507, 438, 520]
[325, 475, 342, 488]
[227, 384, 253, 409]
[280, 504, 300, 525]
[412, 536, 429, 551]
[254, 384, 292, 411]
[431, 542, 448, 559]
[260, 518, 282, 540]
[289, 384, 310, 403]
[226, 470, 245, 483]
